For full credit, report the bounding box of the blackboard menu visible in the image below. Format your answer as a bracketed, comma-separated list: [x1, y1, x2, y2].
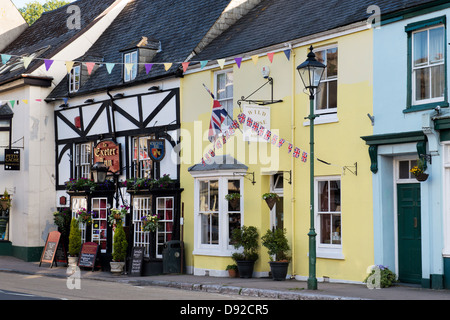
[39, 231, 61, 268]
[78, 242, 99, 271]
[129, 246, 144, 276]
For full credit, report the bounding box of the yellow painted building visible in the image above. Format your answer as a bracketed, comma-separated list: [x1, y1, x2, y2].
[180, 23, 374, 283]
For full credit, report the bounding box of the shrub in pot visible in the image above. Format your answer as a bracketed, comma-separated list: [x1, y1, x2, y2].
[67, 218, 81, 274]
[230, 226, 259, 278]
[110, 223, 128, 274]
[226, 264, 239, 278]
[261, 228, 291, 281]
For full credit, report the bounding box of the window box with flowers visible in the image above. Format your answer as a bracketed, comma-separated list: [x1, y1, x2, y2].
[123, 174, 178, 193]
[65, 177, 115, 193]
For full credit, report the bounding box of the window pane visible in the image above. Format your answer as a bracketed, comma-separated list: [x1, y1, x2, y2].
[413, 30, 428, 67]
[399, 161, 410, 179]
[201, 212, 218, 244]
[209, 180, 219, 211]
[227, 179, 240, 211]
[431, 64, 445, 99]
[329, 180, 340, 212]
[327, 48, 338, 78]
[429, 27, 444, 64]
[0, 131, 8, 162]
[318, 181, 329, 212]
[328, 80, 337, 109]
[0, 120, 9, 127]
[415, 68, 430, 101]
[332, 214, 341, 244]
[320, 214, 331, 244]
[199, 181, 209, 211]
[228, 212, 240, 245]
[316, 81, 327, 110]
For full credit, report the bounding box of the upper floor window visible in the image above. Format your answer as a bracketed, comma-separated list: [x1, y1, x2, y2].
[75, 142, 92, 179]
[412, 25, 445, 105]
[215, 69, 233, 126]
[132, 136, 153, 179]
[315, 46, 338, 114]
[69, 65, 81, 93]
[0, 117, 12, 164]
[124, 51, 138, 82]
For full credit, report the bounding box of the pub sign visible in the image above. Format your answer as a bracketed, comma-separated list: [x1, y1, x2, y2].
[4, 149, 20, 171]
[149, 139, 165, 162]
[93, 140, 121, 173]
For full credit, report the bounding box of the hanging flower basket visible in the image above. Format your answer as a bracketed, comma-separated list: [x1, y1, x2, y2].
[262, 193, 279, 210]
[225, 193, 241, 210]
[415, 173, 429, 182]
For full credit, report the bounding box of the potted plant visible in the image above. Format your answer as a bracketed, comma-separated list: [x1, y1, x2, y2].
[225, 193, 241, 210]
[410, 158, 428, 182]
[262, 193, 280, 210]
[226, 264, 239, 278]
[110, 222, 128, 274]
[261, 228, 291, 281]
[231, 225, 259, 278]
[0, 189, 11, 211]
[363, 265, 397, 288]
[67, 218, 81, 274]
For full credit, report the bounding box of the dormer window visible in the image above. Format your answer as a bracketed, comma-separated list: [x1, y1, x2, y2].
[69, 64, 81, 93]
[124, 50, 137, 82]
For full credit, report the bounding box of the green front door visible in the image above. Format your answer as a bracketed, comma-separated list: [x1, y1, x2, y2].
[397, 183, 422, 284]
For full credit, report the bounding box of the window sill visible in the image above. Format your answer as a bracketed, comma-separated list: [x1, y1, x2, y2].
[316, 246, 344, 260]
[303, 113, 338, 126]
[403, 101, 448, 113]
[193, 248, 234, 257]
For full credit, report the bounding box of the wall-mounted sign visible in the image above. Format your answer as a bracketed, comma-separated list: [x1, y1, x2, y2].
[93, 140, 121, 173]
[243, 104, 270, 142]
[148, 139, 165, 162]
[4, 149, 20, 171]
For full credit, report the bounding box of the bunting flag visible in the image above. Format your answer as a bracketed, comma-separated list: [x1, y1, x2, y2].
[267, 52, 274, 63]
[22, 56, 33, 69]
[164, 63, 172, 71]
[234, 57, 242, 68]
[144, 63, 153, 74]
[44, 59, 54, 71]
[1, 54, 11, 65]
[125, 63, 134, 74]
[9, 100, 15, 108]
[251, 55, 259, 65]
[200, 60, 208, 69]
[182, 62, 190, 72]
[65, 61, 74, 73]
[22, 99, 28, 104]
[284, 49, 291, 61]
[105, 63, 115, 74]
[85, 62, 95, 75]
[217, 59, 225, 69]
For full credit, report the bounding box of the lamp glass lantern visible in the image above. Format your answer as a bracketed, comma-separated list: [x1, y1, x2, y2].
[91, 162, 109, 184]
[297, 46, 326, 95]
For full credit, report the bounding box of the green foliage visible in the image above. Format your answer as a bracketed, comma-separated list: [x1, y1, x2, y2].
[226, 264, 237, 271]
[363, 265, 397, 288]
[225, 193, 241, 201]
[53, 208, 71, 236]
[261, 228, 290, 262]
[68, 218, 81, 257]
[19, 0, 70, 25]
[262, 192, 279, 200]
[112, 223, 128, 262]
[230, 225, 259, 262]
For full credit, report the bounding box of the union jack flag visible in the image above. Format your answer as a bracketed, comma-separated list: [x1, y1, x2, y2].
[238, 113, 246, 124]
[301, 152, 308, 162]
[231, 120, 240, 129]
[263, 130, 271, 141]
[293, 147, 301, 158]
[252, 121, 259, 132]
[278, 138, 285, 148]
[258, 126, 265, 136]
[287, 143, 293, 153]
[208, 99, 227, 142]
[246, 117, 253, 127]
[271, 135, 278, 145]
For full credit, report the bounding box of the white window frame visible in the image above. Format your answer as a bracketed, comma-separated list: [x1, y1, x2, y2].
[124, 51, 138, 82]
[69, 65, 81, 93]
[75, 142, 92, 179]
[314, 45, 338, 115]
[192, 171, 244, 256]
[132, 136, 153, 178]
[71, 196, 88, 243]
[411, 24, 445, 106]
[315, 176, 343, 259]
[214, 69, 233, 127]
[91, 197, 108, 253]
[155, 196, 174, 258]
[132, 196, 152, 257]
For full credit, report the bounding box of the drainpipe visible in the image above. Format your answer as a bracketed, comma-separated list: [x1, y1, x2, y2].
[290, 43, 296, 277]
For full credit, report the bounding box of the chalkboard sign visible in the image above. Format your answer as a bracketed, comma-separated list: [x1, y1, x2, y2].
[129, 246, 144, 276]
[78, 242, 99, 271]
[39, 231, 61, 268]
[55, 242, 67, 264]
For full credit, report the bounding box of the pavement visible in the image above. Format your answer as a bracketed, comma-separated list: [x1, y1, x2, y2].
[1, 255, 450, 300]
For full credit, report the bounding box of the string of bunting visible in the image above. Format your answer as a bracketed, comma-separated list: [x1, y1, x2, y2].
[0, 48, 292, 76]
[200, 111, 308, 166]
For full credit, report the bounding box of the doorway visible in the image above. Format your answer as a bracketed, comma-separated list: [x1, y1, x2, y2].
[397, 183, 422, 284]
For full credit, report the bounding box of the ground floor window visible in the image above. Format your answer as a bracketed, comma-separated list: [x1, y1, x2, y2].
[91, 198, 108, 253]
[316, 176, 342, 259]
[156, 197, 174, 258]
[132, 196, 152, 257]
[193, 175, 243, 256]
[71, 196, 88, 243]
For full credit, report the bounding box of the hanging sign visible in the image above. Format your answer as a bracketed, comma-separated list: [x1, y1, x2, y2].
[93, 140, 121, 173]
[148, 139, 165, 162]
[243, 104, 270, 142]
[4, 149, 20, 171]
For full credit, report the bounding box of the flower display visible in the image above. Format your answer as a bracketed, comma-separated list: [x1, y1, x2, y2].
[141, 213, 160, 232]
[108, 205, 129, 227]
[76, 207, 92, 225]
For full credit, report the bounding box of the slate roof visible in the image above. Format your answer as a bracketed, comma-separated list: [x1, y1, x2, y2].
[194, 0, 440, 61]
[47, 0, 232, 99]
[188, 155, 248, 172]
[0, 0, 118, 85]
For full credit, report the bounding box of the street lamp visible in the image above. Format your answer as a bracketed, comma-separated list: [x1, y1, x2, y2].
[297, 45, 326, 290]
[91, 162, 109, 184]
